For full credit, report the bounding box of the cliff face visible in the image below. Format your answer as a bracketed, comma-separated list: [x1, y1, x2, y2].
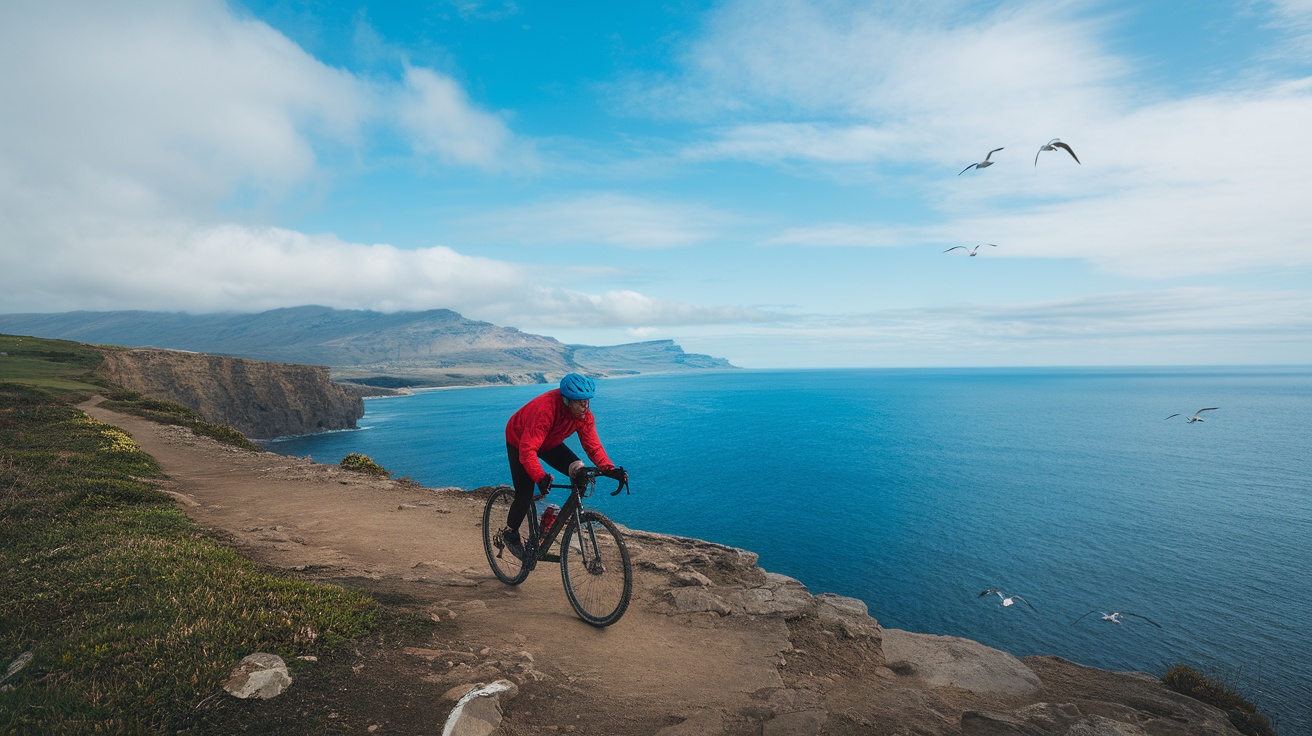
[94, 348, 363, 439]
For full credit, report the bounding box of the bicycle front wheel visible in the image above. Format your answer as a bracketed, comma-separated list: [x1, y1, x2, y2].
[560, 510, 632, 626]
[482, 487, 531, 585]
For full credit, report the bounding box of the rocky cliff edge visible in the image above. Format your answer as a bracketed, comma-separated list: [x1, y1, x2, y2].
[93, 347, 363, 439]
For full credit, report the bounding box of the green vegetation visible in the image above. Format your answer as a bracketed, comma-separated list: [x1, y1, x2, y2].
[1, 379, 376, 732]
[99, 389, 263, 452]
[0, 334, 106, 395]
[1162, 664, 1277, 736]
[339, 452, 391, 478]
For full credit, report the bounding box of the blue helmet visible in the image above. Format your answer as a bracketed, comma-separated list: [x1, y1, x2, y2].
[559, 373, 596, 400]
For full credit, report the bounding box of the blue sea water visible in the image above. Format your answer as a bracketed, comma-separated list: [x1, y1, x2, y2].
[268, 368, 1312, 732]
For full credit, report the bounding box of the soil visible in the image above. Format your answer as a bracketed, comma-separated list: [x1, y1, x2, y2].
[78, 399, 1234, 736]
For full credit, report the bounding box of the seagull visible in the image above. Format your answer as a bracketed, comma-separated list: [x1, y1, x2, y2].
[944, 244, 999, 257]
[959, 147, 1004, 175]
[1035, 138, 1080, 166]
[1165, 408, 1218, 423]
[1072, 610, 1161, 628]
[978, 589, 1037, 611]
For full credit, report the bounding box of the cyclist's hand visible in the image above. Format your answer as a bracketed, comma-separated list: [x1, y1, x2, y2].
[603, 466, 627, 483]
[569, 466, 589, 490]
[537, 474, 553, 494]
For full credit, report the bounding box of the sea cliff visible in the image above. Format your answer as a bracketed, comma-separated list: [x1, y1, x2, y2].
[93, 347, 363, 439]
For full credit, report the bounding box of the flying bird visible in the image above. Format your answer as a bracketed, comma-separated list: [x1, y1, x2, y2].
[959, 147, 1004, 175]
[944, 244, 999, 257]
[1035, 138, 1080, 166]
[978, 589, 1037, 611]
[1165, 408, 1218, 423]
[1072, 610, 1161, 628]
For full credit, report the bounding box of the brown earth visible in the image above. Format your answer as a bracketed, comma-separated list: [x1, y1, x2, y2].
[79, 399, 1243, 736]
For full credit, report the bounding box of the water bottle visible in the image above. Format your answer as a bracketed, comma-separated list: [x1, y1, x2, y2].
[539, 504, 559, 537]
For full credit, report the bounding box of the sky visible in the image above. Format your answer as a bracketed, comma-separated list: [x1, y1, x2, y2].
[2, 0, 1311, 368]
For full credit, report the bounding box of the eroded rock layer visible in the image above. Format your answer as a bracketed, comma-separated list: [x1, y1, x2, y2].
[94, 348, 363, 439]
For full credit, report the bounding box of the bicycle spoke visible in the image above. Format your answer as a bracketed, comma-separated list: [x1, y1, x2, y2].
[560, 511, 631, 626]
[482, 487, 531, 585]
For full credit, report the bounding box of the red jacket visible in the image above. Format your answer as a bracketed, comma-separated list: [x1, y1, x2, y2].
[505, 388, 613, 482]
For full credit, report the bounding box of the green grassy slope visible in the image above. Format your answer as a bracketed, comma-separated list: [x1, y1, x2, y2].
[0, 337, 376, 733]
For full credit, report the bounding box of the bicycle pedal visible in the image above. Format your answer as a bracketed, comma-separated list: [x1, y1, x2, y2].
[540, 552, 560, 563]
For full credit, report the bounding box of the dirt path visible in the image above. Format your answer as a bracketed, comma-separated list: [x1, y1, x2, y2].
[81, 399, 801, 733]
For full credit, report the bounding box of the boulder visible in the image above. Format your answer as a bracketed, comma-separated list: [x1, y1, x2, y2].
[222, 653, 292, 700]
[442, 679, 519, 736]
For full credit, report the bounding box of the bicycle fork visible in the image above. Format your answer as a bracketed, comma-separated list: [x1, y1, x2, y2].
[571, 508, 607, 576]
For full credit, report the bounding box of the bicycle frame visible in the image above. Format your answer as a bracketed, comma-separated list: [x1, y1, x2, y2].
[521, 468, 625, 569]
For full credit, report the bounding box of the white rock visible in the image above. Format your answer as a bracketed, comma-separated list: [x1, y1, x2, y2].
[223, 653, 293, 700]
[442, 679, 519, 736]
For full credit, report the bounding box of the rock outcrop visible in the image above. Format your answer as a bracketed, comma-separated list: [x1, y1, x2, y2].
[94, 348, 363, 439]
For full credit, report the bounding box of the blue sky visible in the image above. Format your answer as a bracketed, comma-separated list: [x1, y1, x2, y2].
[2, 1, 1310, 367]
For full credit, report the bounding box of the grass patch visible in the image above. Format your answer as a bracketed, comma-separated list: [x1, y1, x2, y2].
[0, 382, 376, 734]
[99, 389, 263, 453]
[0, 335, 106, 396]
[1162, 664, 1277, 736]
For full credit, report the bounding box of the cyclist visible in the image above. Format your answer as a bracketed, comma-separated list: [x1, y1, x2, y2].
[501, 373, 625, 558]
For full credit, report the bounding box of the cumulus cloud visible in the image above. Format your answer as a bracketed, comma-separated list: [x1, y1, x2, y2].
[0, 219, 765, 330]
[0, 1, 363, 215]
[0, 1, 749, 331]
[396, 66, 536, 170]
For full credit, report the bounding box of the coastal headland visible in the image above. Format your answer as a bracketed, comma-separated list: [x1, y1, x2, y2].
[1, 334, 1260, 733]
[70, 398, 1246, 735]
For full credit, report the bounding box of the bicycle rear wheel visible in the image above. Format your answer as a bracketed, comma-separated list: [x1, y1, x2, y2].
[560, 510, 632, 626]
[482, 487, 532, 585]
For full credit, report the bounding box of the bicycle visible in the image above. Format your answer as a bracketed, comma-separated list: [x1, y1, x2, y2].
[481, 467, 633, 627]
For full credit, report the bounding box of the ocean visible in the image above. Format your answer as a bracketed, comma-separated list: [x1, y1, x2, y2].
[267, 367, 1312, 732]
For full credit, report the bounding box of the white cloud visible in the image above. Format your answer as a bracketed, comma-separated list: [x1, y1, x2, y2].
[0, 219, 765, 330]
[396, 66, 536, 170]
[933, 79, 1312, 278]
[463, 193, 735, 248]
[1265, 0, 1312, 57]
[510, 288, 769, 328]
[0, 2, 749, 331]
[685, 287, 1312, 367]
[0, 1, 363, 215]
[763, 223, 917, 248]
[652, 1, 1122, 151]
[654, 1, 1312, 277]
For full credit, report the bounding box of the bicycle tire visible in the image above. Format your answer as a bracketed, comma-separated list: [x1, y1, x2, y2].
[482, 487, 532, 585]
[560, 510, 632, 626]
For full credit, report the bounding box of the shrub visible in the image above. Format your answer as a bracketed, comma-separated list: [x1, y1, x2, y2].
[190, 421, 262, 452]
[1162, 664, 1277, 736]
[99, 396, 259, 452]
[339, 453, 391, 478]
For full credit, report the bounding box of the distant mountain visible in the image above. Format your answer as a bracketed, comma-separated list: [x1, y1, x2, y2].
[0, 306, 736, 387]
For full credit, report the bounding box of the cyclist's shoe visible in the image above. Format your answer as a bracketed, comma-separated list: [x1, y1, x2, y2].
[500, 528, 524, 560]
